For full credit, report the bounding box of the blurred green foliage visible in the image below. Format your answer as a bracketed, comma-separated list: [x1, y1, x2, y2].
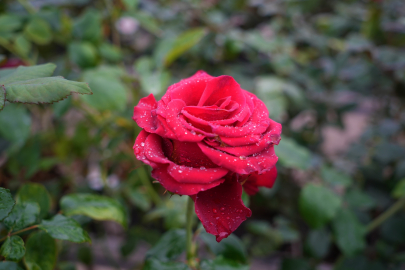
[1, 0, 405, 269]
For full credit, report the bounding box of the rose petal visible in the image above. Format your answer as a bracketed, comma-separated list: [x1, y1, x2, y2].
[162, 99, 204, 142]
[220, 134, 261, 146]
[209, 95, 271, 137]
[152, 166, 224, 195]
[193, 178, 252, 242]
[243, 166, 278, 195]
[134, 130, 156, 167]
[198, 76, 246, 108]
[171, 139, 219, 168]
[198, 143, 278, 175]
[167, 164, 228, 183]
[133, 94, 159, 133]
[167, 71, 214, 106]
[138, 133, 225, 195]
[212, 131, 276, 157]
[182, 102, 239, 121]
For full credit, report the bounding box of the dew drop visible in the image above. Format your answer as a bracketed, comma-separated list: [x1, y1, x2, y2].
[213, 208, 217, 213]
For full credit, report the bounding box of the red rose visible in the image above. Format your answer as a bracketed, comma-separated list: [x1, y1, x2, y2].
[0, 58, 27, 68]
[133, 71, 281, 242]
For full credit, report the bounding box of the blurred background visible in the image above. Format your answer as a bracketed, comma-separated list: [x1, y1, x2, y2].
[1, 0, 405, 269]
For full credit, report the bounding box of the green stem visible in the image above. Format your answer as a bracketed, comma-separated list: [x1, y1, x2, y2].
[0, 225, 38, 242]
[186, 196, 195, 265]
[366, 196, 405, 233]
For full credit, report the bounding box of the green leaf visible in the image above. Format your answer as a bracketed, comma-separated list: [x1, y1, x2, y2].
[60, 193, 127, 227]
[0, 236, 25, 261]
[281, 258, 313, 270]
[14, 35, 31, 57]
[146, 229, 186, 262]
[199, 232, 248, 264]
[255, 76, 305, 121]
[0, 261, 24, 270]
[127, 11, 161, 36]
[299, 184, 342, 228]
[381, 216, 405, 245]
[38, 214, 91, 243]
[0, 67, 17, 78]
[143, 258, 190, 270]
[24, 231, 57, 270]
[0, 86, 4, 111]
[126, 187, 152, 212]
[200, 257, 249, 270]
[3, 202, 40, 231]
[81, 68, 128, 112]
[16, 183, 51, 219]
[24, 18, 52, 45]
[134, 57, 170, 96]
[122, 0, 139, 10]
[392, 178, 405, 199]
[332, 209, 365, 256]
[0, 64, 55, 85]
[68, 41, 98, 68]
[4, 76, 92, 104]
[99, 43, 122, 62]
[305, 228, 331, 259]
[345, 189, 376, 211]
[155, 28, 207, 67]
[275, 137, 312, 170]
[73, 9, 102, 43]
[321, 166, 352, 188]
[0, 187, 15, 221]
[0, 104, 31, 152]
[0, 15, 22, 33]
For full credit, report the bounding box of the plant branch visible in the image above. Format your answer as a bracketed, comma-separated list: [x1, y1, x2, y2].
[366, 196, 405, 234]
[0, 225, 39, 242]
[186, 196, 197, 267]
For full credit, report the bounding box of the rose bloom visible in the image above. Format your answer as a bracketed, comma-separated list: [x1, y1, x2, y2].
[133, 71, 281, 242]
[0, 58, 27, 68]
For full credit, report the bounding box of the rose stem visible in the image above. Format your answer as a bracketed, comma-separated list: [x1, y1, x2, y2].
[186, 196, 196, 266]
[365, 196, 405, 233]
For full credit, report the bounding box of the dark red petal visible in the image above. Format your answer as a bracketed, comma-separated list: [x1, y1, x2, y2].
[179, 116, 216, 137]
[182, 102, 239, 121]
[167, 71, 214, 106]
[198, 143, 278, 175]
[141, 133, 225, 195]
[212, 131, 276, 157]
[134, 130, 157, 167]
[161, 99, 204, 142]
[243, 166, 278, 195]
[152, 166, 224, 195]
[143, 133, 171, 167]
[255, 166, 277, 188]
[198, 76, 246, 108]
[220, 134, 261, 147]
[133, 94, 159, 133]
[193, 178, 252, 242]
[171, 140, 219, 168]
[167, 164, 228, 184]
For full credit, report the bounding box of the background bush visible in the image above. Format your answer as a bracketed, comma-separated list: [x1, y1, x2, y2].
[1, 0, 405, 269]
